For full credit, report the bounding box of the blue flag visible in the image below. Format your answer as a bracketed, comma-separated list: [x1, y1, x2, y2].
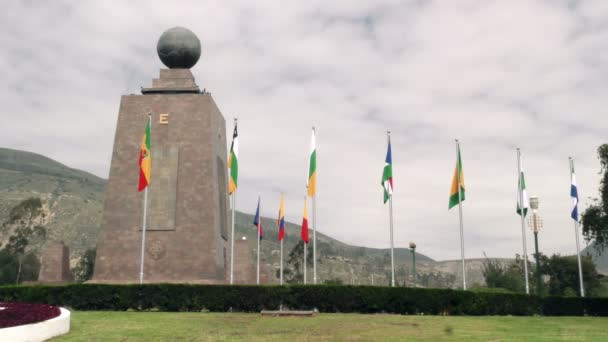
[253, 197, 263, 240]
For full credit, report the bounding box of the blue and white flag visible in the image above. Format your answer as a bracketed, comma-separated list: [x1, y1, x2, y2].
[570, 162, 579, 222]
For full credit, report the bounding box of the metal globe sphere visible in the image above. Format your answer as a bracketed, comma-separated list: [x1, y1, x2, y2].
[156, 27, 201, 69]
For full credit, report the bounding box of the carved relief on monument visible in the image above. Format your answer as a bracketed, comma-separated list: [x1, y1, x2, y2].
[147, 239, 166, 260]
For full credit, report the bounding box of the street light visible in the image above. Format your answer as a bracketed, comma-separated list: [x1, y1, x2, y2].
[409, 242, 416, 286]
[528, 196, 543, 296]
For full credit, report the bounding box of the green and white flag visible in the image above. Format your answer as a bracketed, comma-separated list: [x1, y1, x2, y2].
[516, 160, 529, 217]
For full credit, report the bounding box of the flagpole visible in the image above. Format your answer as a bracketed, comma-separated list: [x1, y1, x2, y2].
[517, 148, 530, 295]
[280, 239, 283, 285]
[303, 241, 307, 285]
[570, 157, 585, 297]
[257, 197, 261, 285]
[456, 139, 467, 290]
[312, 127, 317, 285]
[139, 187, 149, 284]
[139, 113, 152, 284]
[230, 192, 236, 284]
[229, 118, 237, 285]
[387, 131, 395, 287]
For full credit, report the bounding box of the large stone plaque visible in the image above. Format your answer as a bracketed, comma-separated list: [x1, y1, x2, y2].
[147, 146, 179, 231]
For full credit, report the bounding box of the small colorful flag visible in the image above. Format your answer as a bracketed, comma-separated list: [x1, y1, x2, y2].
[517, 159, 529, 217]
[138, 116, 151, 192]
[570, 161, 579, 222]
[278, 194, 285, 241]
[253, 197, 263, 240]
[307, 128, 317, 197]
[301, 198, 309, 244]
[228, 123, 239, 195]
[449, 145, 465, 209]
[381, 139, 393, 203]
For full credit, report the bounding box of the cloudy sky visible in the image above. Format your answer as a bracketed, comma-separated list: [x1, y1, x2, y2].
[2, 0, 607, 260]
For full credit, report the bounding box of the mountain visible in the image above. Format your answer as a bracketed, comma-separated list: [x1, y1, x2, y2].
[0, 147, 502, 287]
[0, 148, 105, 261]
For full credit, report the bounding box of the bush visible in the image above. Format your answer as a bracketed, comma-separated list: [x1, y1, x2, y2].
[0, 284, 606, 316]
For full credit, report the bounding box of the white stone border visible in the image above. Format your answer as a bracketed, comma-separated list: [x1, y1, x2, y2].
[0, 307, 71, 342]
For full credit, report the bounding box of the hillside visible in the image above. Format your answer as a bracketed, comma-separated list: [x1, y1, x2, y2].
[0, 148, 105, 260]
[0, 147, 505, 287]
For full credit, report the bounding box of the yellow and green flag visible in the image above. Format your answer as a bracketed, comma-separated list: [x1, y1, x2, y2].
[138, 116, 151, 192]
[307, 128, 317, 197]
[449, 145, 465, 209]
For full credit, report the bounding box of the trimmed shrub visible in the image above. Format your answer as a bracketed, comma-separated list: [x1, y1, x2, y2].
[0, 284, 606, 316]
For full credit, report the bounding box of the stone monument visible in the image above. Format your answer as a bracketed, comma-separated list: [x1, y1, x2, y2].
[92, 27, 230, 283]
[38, 240, 72, 284]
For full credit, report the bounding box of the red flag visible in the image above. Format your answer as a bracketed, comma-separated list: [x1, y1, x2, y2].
[301, 198, 309, 244]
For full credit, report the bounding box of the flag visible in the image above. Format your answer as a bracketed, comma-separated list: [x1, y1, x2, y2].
[381, 139, 393, 203]
[253, 197, 263, 240]
[301, 198, 309, 244]
[449, 145, 465, 209]
[228, 123, 239, 195]
[138, 116, 151, 192]
[307, 128, 317, 197]
[571, 161, 579, 222]
[517, 160, 529, 217]
[278, 194, 285, 241]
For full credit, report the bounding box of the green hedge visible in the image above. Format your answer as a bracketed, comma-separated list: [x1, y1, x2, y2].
[0, 284, 606, 316]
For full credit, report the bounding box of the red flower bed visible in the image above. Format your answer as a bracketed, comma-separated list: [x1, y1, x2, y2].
[0, 302, 61, 328]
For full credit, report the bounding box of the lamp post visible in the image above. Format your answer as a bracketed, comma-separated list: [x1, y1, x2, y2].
[528, 196, 543, 296]
[409, 242, 416, 286]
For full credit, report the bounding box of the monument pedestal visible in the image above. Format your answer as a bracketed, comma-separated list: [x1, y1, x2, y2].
[38, 241, 72, 284]
[92, 69, 230, 284]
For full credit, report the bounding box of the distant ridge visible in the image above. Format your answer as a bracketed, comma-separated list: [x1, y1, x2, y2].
[0, 148, 104, 185]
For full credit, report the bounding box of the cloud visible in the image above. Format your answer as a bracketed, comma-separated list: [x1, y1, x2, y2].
[1, 0, 607, 260]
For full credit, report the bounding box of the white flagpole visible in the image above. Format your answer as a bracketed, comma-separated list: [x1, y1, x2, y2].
[280, 239, 284, 285]
[312, 127, 318, 285]
[230, 192, 236, 284]
[517, 148, 530, 295]
[388, 131, 395, 287]
[229, 118, 237, 285]
[456, 139, 467, 290]
[570, 157, 585, 297]
[139, 113, 152, 284]
[303, 241, 307, 285]
[139, 187, 149, 284]
[257, 198, 261, 285]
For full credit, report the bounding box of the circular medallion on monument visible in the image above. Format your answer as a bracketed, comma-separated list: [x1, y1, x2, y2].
[157, 26, 201, 69]
[147, 239, 166, 260]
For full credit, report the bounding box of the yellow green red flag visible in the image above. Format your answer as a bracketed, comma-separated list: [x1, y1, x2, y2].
[138, 116, 151, 192]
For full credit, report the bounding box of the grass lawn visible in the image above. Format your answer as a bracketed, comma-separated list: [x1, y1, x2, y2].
[53, 311, 608, 341]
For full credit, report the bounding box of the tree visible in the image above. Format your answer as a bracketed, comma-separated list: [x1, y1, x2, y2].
[481, 254, 537, 293]
[482, 257, 525, 292]
[0, 250, 39, 285]
[0, 197, 47, 284]
[3, 225, 46, 283]
[282, 243, 313, 284]
[540, 254, 600, 296]
[72, 248, 96, 282]
[581, 144, 608, 253]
